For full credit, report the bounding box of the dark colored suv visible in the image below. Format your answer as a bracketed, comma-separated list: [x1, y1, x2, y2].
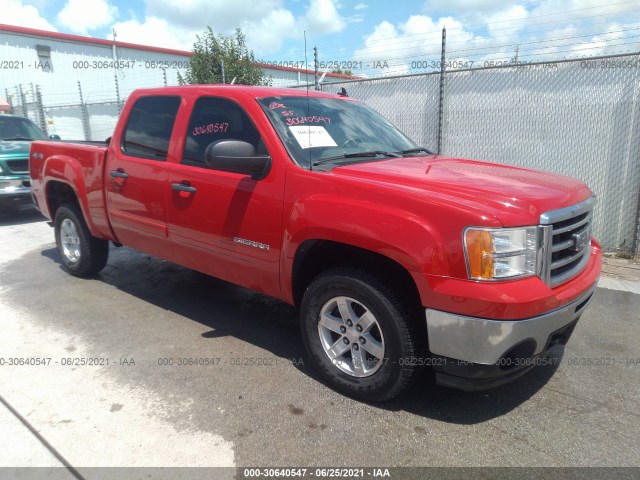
[0, 115, 51, 210]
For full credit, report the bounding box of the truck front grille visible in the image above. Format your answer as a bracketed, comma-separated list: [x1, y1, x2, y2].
[540, 196, 596, 287]
[7, 159, 29, 173]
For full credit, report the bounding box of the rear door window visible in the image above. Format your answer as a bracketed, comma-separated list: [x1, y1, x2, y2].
[122, 96, 181, 160]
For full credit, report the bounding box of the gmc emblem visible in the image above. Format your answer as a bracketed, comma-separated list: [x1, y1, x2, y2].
[572, 229, 590, 252]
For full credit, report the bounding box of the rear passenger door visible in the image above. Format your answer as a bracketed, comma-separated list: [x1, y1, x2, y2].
[167, 96, 285, 298]
[106, 95, 180, 259]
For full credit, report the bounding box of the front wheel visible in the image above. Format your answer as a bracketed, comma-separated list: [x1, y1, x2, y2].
[301, 268, 422, 401]
[54, 204, 109, 276]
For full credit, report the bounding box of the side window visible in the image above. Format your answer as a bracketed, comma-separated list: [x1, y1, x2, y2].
[183, 97, 265, 166]
[122, 96, 181, 160]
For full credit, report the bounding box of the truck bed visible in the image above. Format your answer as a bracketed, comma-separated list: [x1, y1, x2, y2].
[29, 140, 112, 240]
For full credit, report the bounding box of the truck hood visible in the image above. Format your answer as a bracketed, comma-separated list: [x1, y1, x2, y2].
[0, 140, 31, 159]
[331, 156, 593, 226]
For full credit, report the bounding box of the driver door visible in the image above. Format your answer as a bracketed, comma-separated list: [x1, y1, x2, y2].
[167, 96, 285, 297]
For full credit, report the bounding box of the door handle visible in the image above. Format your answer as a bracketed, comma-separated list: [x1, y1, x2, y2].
[171, 183, 197, 193]
[110, 170, 129, 179]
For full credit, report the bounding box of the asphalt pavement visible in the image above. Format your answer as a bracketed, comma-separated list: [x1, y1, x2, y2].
[1, 205, 639, 476]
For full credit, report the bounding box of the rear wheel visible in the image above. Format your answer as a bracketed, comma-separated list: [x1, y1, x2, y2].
[54, 204, 109, 276]
[301, 268, 422, 401]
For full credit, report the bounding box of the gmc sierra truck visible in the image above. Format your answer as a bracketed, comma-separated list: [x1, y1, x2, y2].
[29, 86, 601, 401]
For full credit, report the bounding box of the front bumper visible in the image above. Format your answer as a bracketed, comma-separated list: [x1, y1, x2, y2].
[425, 282, 597, 390]
[0, 179, 32, 204]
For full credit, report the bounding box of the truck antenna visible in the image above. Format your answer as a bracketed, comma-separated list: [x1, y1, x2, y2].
[304, 31, 312, 172]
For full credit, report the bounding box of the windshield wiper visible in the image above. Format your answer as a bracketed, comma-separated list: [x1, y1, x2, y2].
[1, 136, 34, 141]
[312, 150, 401, 167]
[399, 147, 435, 155]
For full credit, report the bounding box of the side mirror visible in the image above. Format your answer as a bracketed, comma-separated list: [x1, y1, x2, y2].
[204, 140, 271, 181]
[49, 134, 61, 140]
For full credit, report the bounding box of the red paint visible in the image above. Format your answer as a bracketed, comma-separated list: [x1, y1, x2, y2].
[29, 85, 601, 320]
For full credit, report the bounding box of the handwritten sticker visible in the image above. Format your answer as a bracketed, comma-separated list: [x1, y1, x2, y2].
[269, 102, 285, 110]
[289, 126, 337, 149]
[286, 116, 331, 126]
[193, 122, 229, 136]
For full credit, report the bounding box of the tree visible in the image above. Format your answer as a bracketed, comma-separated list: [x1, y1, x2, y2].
[331, 67, 353, 76]
[179, 27, 271, 86]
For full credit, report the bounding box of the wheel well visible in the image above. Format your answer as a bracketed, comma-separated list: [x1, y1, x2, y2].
[292, 240, 423, 311]
[46, 181, 79, 218]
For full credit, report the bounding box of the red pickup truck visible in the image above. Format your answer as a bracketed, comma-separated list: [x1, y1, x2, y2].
[30, 85, 601, 401]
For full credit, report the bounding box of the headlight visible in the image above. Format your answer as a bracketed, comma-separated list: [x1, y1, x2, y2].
[464, 227, 540, 280]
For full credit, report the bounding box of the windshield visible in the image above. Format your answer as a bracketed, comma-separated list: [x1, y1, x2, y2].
[0, 116, 47, 141]
[257, 96, 418, 168]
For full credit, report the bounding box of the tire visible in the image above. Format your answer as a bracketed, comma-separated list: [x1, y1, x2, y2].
[54, 203, 109, 277]
[301, 268, 422, 402]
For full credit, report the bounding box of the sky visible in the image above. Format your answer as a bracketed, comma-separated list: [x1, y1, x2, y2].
[2, 0, 640, 76]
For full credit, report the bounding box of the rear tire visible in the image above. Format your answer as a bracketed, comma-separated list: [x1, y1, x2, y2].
[54, 203, 109, 276]
[301, 268, 422, 402]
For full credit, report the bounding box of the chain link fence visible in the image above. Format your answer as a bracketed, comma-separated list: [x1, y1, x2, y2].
[319, 53, 640, 255]
[5, 53, 640, 253]
[5, 67, 183, 141]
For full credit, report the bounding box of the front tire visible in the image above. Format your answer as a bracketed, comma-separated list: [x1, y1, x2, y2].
[54, 204, 109, 276]
[301, 268, 422, 402]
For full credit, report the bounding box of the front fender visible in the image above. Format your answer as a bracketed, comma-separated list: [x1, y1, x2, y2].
[280, 194, 451, 303]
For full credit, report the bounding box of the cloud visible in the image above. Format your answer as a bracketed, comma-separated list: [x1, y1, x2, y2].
[58, 0, 118, 35]
[352, 15, 476, 75]
[566, 22, 633, 56]
[424, 0, 517, 15]
[144, 0, 284, 32]
[110, 8, 299, 56]
[485, 5, 528, 37]
[304, 0, 346, 35]
[113, 0, 347, 56]
[352, 0, 640, 75]
[110, 16, 195, 51]
[529, 0, 638, 22]
[244, 9, 298, 55]
[346, 1, 367, 24]
[111, 1, 291, 54]
[1, 0, 57, 31]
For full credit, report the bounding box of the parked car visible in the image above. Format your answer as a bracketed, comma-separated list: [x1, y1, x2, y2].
[29, 86, 602, 401]
[0, 115, 58, 211]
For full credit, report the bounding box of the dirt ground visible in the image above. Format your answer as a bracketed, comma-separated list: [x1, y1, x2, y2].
[601, 255, 640, 282]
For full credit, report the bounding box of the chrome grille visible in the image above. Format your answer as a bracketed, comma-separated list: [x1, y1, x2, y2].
[540, 196, 596, 287]
[7, 159, 29, 173]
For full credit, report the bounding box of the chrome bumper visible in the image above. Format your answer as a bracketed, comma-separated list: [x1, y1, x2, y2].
[0, 179, 31, 196]
[425, 283, 597, 365]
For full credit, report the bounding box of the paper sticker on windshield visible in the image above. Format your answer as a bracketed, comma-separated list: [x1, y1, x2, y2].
[289, 126, 337, 149]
